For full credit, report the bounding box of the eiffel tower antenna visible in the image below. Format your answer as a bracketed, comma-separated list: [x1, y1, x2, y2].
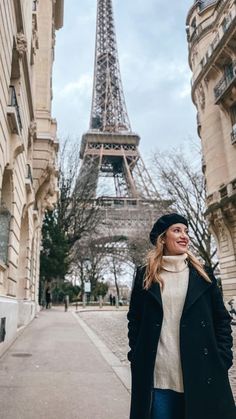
[90, 0, 131, 133]
[78, 0, 160, 202]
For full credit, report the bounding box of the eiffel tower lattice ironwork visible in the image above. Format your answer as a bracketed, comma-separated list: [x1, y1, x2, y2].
[79, 0, 160, 199]
[78, 0, 166, 243]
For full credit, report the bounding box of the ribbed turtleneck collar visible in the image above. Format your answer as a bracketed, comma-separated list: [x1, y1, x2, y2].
[162, 253, 188, 273]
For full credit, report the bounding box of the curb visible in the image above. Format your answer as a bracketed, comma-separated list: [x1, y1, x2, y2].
[71, 311, 131, 393]
[75, 308, 128, 313]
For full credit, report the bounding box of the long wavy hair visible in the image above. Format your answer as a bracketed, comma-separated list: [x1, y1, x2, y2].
[144, 231, 211, 290]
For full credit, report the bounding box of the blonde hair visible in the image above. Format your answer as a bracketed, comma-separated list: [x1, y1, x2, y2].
[143, 232, 211, 290]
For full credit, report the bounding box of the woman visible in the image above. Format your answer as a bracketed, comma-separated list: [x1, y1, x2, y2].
[127, 213, 235, 419]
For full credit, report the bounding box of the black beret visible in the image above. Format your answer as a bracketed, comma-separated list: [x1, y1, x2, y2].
[150, 213, 188, 246]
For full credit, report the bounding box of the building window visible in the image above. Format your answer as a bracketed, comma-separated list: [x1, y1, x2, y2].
[191, 17, 197, 30]
[32, 0, 37, 11]
[0, 318, 6, 342]
[222, 14, 231, 33]
[0, 169, 12, 265]
[7, 85, 22, 133]
[224, 63, 234, 82]
[230, 105, 236, 144]
[231, 105, 236, 125]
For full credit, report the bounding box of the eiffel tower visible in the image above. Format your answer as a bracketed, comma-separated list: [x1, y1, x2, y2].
[78, 0, 167, 243]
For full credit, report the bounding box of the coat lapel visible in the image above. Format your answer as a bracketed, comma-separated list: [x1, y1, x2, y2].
[147, 281, 163, 308]
[182, 265, 213, 314]
[146, 265, 212, 313]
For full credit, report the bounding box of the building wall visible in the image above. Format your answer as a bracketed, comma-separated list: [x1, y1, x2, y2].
[0, 0, 63, 356]
[186, 0, 236, 298]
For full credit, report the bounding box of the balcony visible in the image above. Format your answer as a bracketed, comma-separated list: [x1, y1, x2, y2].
[214, 62, 236, 103]
[6, 86, 22, 134]
[219, 185, 228, 199]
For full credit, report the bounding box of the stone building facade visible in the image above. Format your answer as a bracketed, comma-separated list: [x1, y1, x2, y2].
[0, 0, 64, 355]
[186, 0, 236, 298]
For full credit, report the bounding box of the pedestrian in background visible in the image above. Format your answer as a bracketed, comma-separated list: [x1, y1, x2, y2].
[45, 285, 52, 309]
[127, 213, 235, 419]
[64, 294, 69, 312]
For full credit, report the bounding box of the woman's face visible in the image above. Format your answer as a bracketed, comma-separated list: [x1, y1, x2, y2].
[163, 223, 189, 255]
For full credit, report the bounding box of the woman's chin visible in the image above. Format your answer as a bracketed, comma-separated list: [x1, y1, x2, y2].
[175, 248, 188, 255]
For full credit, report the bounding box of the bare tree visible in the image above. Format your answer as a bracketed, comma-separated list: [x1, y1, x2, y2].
[126, 234, 150, 268]
[70, 236, 108, 296]
[57, 138, 102, 247]
[106, 254, 128, 301]
[152, 147, 218, 271]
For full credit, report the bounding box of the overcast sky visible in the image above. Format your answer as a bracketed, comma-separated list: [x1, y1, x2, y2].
[52, 0, 196, 159]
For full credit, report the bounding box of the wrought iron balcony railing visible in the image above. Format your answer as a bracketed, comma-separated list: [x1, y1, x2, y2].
[214, 62, 236, 101]
[231, 128, 236, 145]
[8, 86, 22, 131]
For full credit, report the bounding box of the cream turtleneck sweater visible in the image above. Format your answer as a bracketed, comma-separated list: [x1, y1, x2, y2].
[154, 253, 189, 393]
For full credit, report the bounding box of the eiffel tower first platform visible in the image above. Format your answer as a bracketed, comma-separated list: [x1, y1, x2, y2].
[78, 0, 168, 241]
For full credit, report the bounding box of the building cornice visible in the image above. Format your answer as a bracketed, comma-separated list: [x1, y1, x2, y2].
[205, 193, 236, 216]
[186, 0, 224, 26]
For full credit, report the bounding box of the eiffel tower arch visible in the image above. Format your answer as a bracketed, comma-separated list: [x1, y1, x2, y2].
[77, 0, 168, 249]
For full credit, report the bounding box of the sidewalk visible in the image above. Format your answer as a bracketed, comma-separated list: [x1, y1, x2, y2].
[0, 307, 130, 419]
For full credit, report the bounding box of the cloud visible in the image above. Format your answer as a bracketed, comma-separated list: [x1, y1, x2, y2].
[179, 83, 192, 99]
[59, 74, 93, 98]
[52, 0, 196, 151]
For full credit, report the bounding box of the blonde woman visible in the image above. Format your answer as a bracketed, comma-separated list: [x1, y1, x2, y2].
[127, 213, 235, 419]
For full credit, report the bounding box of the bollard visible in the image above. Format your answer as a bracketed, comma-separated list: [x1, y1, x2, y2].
[115, 296, 119, 309]
[83, 293, 87, 308]
[99, 295, 103, 309]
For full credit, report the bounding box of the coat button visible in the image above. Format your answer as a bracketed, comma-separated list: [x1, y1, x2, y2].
[201, 320, 206, 327]
[155, 323, 160, 327]
[203, 347, 208, 355]
[181, 323, 187, 328]
[207, 377, 212, 384]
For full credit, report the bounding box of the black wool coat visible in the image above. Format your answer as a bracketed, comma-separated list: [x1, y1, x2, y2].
[127, 264, 236, 419]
